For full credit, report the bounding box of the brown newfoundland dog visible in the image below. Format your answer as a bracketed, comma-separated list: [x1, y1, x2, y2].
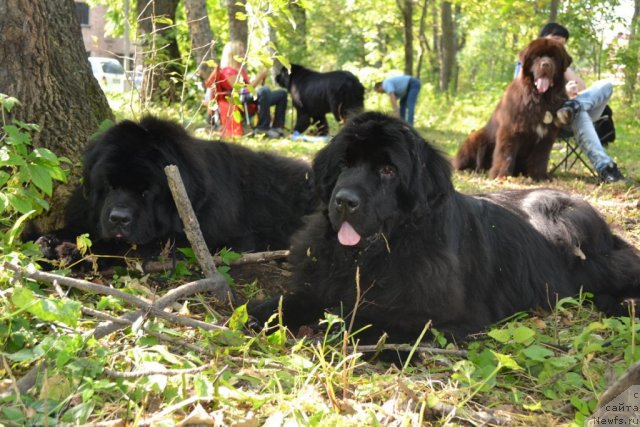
[453, 38, 573, 180]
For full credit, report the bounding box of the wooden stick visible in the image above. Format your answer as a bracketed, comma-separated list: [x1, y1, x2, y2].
[3, 263, 226, 332]
[597, 360, 640, 409]
[103, 362, 214, 378]
[142, 249, 290, 273]
[350, 343, 468, 358]
[164, 165, 219, 280]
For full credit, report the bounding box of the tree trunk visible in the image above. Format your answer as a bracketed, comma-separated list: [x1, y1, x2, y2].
[183, 0, 218, 82]
[228, 0, 248, 46]
[624, 0, 640, 103]
[137, 0, 182, 103]
[397, 0, 414, 76]
[430, 1, 440, 81]
[439, 1, 455, 92]
[0, 0, 114, 230]
[288, 1, 307, 63]
[416, 0, 430, 80]
[451, 3, 463, 94]
[549, 0, 560, 22]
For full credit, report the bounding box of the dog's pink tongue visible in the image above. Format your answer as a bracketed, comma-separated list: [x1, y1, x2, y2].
[338, 222, 361, 246]
[535, 77, 550, 93]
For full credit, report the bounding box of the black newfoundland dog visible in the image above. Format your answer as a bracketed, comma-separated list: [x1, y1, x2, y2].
[39, 117, 317, 262]
[275, 64, 364, 135]
[250, 112, 640, 344]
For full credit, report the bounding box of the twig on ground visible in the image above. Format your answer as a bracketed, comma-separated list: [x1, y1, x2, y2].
[3, 263, 225, 332]
[597, 360, 640, 409]
[2, 262, 228, 395]
[104, 362, 215, 378]
[142, 249, 290, 273]
[142, 328, 206, 354]
[430, 400, 513, 425]
[351, 343, 468, 358]
[164, 165, 219, 280]
[93, 274, 228, 338]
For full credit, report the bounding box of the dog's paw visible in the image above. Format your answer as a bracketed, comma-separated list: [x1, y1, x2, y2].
[247, 299, 280, 330]
[35, 234, 62, 259]
[55, 241, 81, 265]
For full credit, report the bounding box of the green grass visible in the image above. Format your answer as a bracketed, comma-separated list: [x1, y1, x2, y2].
[1, 88, 639, 426]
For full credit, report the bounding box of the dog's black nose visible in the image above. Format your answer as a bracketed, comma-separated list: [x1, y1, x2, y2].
[109, 207, 132, 226]
[334, 189, 360, 214]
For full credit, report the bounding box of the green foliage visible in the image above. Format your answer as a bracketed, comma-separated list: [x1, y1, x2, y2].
[453, 294, 640, 425]
[0, 95, 69, 248]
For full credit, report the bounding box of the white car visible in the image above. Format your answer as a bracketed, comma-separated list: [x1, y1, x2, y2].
[88, 57, 126, 92]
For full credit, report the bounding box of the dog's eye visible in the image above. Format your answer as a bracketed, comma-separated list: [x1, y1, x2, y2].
[141, 190, 151, 198]
[380, 165, 396, 177]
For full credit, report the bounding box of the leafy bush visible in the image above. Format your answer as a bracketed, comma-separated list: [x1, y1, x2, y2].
[0, 94, 69, 247]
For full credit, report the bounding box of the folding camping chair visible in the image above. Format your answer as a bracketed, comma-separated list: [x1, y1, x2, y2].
[549, 105, 615, 178]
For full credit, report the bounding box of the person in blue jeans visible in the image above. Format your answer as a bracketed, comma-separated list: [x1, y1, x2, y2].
[537, 23, 625, 183]
[374, 75, 422, 126]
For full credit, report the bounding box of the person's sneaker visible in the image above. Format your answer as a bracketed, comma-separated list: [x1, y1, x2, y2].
[598, 163, 625, 183]
[272, 127, 285, 137]
[255, 128, 280, 138]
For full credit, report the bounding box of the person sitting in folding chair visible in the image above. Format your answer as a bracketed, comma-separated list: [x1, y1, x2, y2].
[218, 41, 288, 139]
[538, 23, 625, 183]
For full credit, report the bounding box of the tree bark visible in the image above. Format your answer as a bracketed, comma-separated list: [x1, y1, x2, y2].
[416, 0, 430, 80]
[137, 0, 182, 103]
[623, 0, 640, 103]
[397, 0, 414, 76]
[549, 0, 560, 23]
[0, 0, 114, 230]
[430, 0, 440, 80]
[439, 1, 455, 92]
[227, 0, 248, 46]
[183, 0, 218, 82]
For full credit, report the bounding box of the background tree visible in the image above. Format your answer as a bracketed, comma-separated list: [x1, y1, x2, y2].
[184, 0, 217, 81]
[623, 0, 640, 102]
[397, 0, 415, 75]
[416, 0, 431, 80]
[0, 0, 113, 229]
[549, 0, 559, 21]
[439, 1, 455, 92]
[137, 0, 182, 102]
[228, 0, 248, 45]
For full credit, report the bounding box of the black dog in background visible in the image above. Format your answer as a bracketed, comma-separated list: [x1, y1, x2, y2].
[38, 117, 317, 264]
[276, 64, 364, 135]
[250, 112, 640, 345]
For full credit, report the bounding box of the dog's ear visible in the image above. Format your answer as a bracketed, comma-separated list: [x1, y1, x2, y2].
[408, 126, 454, 215]
[311, 141, 342, 204]
[518, 42, 535, 80]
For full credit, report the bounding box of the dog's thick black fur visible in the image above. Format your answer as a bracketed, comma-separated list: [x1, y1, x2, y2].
[39, 117, 317, 263]
[250, 112, 640, 345]
[275, 64, 364, 135]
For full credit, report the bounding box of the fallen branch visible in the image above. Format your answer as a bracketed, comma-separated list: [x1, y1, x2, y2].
[350, 343, 468, 358]
[142, 249, 290, 273]
[164, 165, 218, 280]
[142, 328, 207, 354]
[3, 262, 229, 396]
[104, 362, 215, 378]
[3, 263, 225, 332]
[597, 360, 640, 409]
[430, 400, 513, 425]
